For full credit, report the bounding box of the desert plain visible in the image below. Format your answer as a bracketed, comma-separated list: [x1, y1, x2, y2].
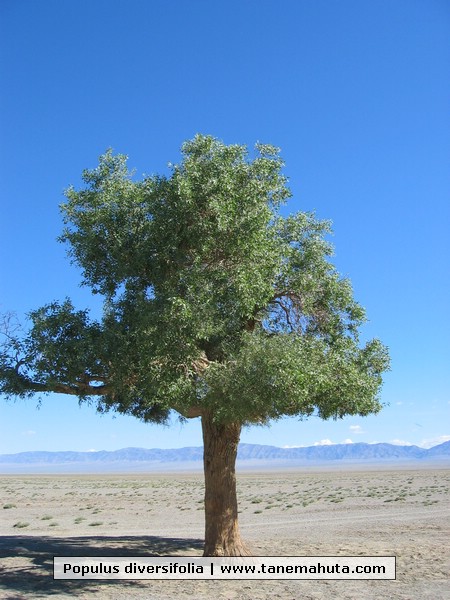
[0, 466, 449, 600]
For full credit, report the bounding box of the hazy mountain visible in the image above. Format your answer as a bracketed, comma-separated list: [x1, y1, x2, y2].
[1, 440, 449, 467]
[423, 440, 450, 457]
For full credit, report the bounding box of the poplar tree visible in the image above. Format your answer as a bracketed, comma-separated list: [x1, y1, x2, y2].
[0, 135, 389, 556]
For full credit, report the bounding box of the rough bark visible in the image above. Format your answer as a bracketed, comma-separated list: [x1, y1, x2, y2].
[201, 413, 251, 556]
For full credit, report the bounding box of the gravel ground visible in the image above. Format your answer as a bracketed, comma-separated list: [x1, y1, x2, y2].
[1, 467, 449, 599]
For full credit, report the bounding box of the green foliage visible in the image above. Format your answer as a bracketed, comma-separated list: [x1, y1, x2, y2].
[27, 300, 104, 390]
[204, 334, 389, 424]
[0, 134, 390, 425]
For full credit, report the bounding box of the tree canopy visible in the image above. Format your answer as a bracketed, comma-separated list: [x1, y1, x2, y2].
[1, 135, 391, 555]
[1, 135, 389, 426]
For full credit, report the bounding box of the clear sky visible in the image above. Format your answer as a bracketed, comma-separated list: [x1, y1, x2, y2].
[1, 0, 449, 454]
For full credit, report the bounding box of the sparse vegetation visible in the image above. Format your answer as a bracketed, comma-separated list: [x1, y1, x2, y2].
[1, 470, 448, 547]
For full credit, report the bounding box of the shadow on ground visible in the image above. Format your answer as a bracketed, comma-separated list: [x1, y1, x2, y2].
[0, 534, 204, 598]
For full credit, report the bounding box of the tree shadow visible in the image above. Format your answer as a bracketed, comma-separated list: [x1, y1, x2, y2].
[0, 534, 204, 598]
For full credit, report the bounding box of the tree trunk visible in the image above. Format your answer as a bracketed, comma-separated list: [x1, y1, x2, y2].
[201, 413, 251, 556]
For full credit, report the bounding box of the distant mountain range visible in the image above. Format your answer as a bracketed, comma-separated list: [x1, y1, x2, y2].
[1, 440, 449, 469]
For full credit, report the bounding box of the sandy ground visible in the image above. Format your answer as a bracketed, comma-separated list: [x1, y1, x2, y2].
[0, 467, 449, 599]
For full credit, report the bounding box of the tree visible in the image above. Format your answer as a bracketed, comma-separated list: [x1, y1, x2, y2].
[0, 135, 390, 556]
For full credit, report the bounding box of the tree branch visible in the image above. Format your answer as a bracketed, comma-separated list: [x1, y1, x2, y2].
[1, 366, 111, 398]
[271, 298, 295, 330]
[173, 404, 204, 419]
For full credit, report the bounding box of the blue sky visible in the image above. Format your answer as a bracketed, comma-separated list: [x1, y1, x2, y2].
[1, 0, 449, 453]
